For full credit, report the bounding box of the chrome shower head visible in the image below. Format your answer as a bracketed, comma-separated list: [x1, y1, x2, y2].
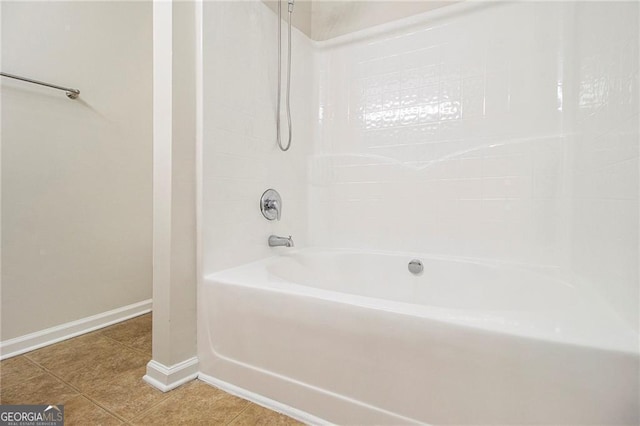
[288, 0, 294, 13]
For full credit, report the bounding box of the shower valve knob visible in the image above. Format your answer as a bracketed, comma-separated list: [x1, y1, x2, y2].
[260, 189, 282, 221]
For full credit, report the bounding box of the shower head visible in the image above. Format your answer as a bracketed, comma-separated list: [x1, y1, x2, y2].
[288, 0, 294, 13]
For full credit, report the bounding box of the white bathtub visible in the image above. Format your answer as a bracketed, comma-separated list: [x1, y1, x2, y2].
[198, 249, 639, 425]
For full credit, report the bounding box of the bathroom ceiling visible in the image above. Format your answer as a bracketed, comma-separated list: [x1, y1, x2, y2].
[264, 1, 459, 41]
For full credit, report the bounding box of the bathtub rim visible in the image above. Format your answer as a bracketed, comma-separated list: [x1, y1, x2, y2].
[204, 247, 640, 356]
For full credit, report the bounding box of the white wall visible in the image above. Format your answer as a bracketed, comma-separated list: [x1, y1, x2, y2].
[200, 1, 638, 332]
[311, 2, 569, 265]
[263, 1, 457, 42]
[146, 0, 198, 386]
[1, 1, 152, 341]
[569, 1, 639, 330]
[309, 2, 638, 330]
[202, 0, 314, 275]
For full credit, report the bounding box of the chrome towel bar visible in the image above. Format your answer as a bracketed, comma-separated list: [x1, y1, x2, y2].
[1, 72, 80, 99]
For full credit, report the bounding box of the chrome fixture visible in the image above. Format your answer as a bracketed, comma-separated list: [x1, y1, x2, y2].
[1, 72, 80, 99]
[260, 189, 282, 221]
[408, 259, 423, 275]
[276, 0, 294, 151]
[269, 235, 294, 247]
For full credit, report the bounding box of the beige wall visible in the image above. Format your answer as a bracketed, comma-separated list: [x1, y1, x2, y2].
[1, 1, 153, 340]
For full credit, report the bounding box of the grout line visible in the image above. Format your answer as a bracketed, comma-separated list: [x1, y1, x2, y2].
[96, 313, 153, 358]
[128, 375, 204, 422]
[128, 383, 182, 423]
[73, 394, 128, 424]
[22, 357, 128, 422]
[0, 358, 54, 397]
[3, 319, 159, 424]
[13, 355, 48, 375]
[128, 388, 181, 423]
[224, 404, 252, 425]
[3, 318, 289, 424]
[69, 358, 157, 423]
[97, 332, 152, 359]
[22, 342, 150, 424]
[80, 393, 130, 424]
[21, 357, 83, 394]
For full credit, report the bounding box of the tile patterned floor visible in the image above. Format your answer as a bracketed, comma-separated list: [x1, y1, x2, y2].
[0, 314, 302, 425]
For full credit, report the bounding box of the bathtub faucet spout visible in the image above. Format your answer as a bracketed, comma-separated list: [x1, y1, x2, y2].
[268, 235, 294, 247]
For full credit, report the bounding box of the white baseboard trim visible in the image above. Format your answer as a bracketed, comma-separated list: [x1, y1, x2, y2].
[198, 373, 329, 426]
[0, 299, 152, 360]
[144, 357, 199, 392]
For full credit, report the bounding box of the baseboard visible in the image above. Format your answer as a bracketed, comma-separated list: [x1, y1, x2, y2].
[0, 299, 152, 360]
[198, 373, 329, 426]
[144, 357, 199, 392]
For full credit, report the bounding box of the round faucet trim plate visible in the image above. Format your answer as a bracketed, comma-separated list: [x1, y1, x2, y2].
[260, 189, 282, 221]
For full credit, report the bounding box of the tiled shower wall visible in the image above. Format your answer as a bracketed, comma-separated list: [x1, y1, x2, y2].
[202, 1, 314, 274]
[309, 2, 638, 328]
[570, 2, 639, 330]
[310, 2, 570, 264]
[203, 1, 638, 330]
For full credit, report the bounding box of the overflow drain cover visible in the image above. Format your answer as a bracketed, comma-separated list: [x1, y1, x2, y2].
[408, 259, 423, 275]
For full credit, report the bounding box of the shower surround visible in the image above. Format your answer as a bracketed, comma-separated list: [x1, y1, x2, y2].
[200, 1, 639, 424]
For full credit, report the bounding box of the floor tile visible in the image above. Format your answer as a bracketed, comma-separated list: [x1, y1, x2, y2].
[229, 403, 303, 426]
[84, 367, 170, 421]
[61, 347, 149, 392]
[64, 395, 123, 425]
[25, 331, 150, 392]
[101, 314, 152, 355]
[0, 370, 79, 405]
[25, 333, 119, 375]
[1, 315, 290, 425]
[0, 356, 44, 389]
[132, 380, 250, 425]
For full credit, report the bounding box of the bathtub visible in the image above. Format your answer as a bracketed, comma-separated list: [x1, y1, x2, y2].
[198, 249, 639, 425]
